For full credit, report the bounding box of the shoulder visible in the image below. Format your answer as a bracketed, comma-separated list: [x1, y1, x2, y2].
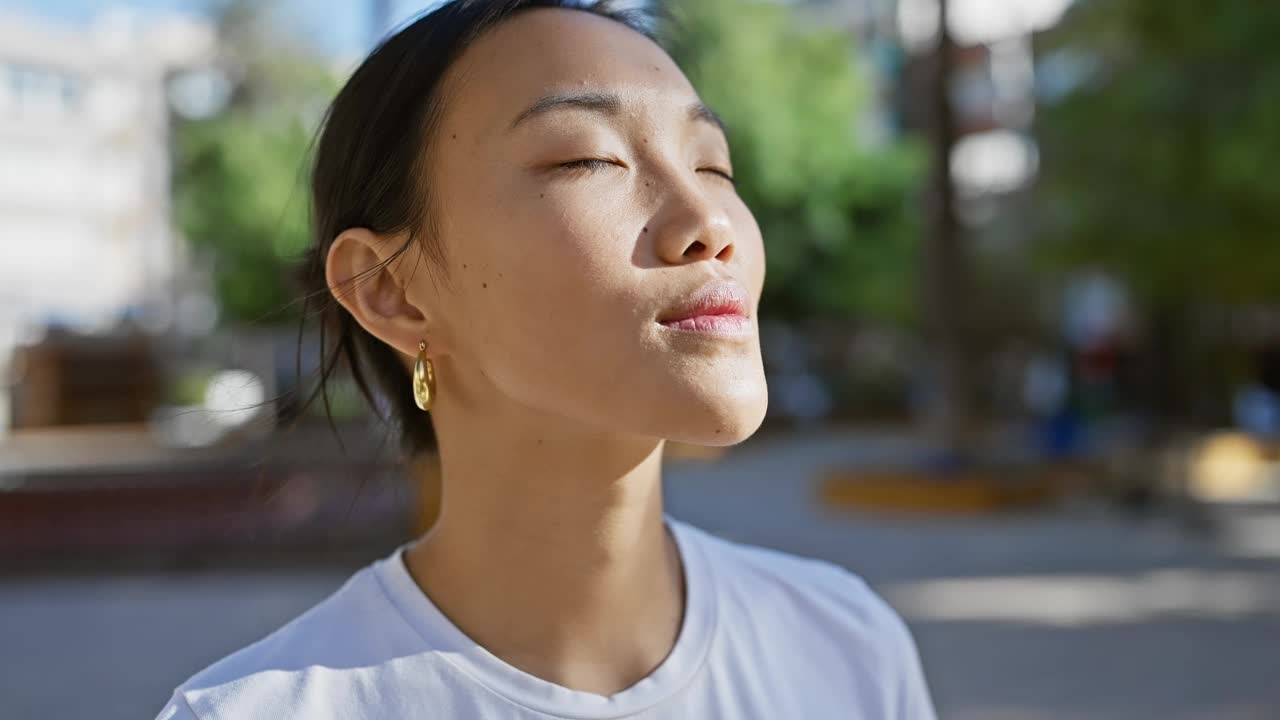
[675, 519, 936, 718]
[181, 563, 403, 684]
[156, 560, 419, 720]
[680, 519, 906, 626]
[676, 519, 924, 665]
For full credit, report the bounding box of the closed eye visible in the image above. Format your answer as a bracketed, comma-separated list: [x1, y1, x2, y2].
[559, 158, 619, 172]
[701, 167, 736, 185]
[558, 159, 736, 186]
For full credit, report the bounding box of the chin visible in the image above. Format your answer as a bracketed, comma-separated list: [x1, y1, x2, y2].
[664, 387, 768, 447]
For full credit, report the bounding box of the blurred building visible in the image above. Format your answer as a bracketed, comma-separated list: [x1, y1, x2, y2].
[0, 9, 216, 432]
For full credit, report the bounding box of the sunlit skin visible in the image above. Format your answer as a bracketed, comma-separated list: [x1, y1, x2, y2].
[325, 8, 767, 696]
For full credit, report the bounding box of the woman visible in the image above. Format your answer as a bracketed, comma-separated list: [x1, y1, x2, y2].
[156, 1, 937, 717]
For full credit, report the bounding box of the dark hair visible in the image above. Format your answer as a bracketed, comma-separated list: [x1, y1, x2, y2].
[296, 0, 661, 459]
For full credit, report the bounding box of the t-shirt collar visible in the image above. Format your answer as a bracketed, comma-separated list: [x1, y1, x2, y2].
[372, 512, 719, 720]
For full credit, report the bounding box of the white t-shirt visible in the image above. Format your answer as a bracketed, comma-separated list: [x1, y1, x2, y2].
[156, 514, 936, 719]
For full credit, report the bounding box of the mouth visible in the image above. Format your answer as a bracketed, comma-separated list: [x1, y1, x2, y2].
[659, 314, 753, 336]
[656, 281, 754, 338]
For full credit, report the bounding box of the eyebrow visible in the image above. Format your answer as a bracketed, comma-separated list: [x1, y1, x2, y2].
[508, 90, 730, 141]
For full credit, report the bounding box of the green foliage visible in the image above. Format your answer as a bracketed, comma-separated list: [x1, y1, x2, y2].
[664, 0, 922, 323]
[172, 0, 338, 326]
[174, 114, 315, 324]
[1036, 2, 1280, 307]
[167, 365, 217, 406]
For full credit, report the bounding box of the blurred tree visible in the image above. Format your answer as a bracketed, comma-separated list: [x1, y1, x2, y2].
[665, 0, 923, 324]
[1036, 2, 1280, 424]
[918, 0, 978, 459]
[172, 0, 339, 325]
[1037, 2, 1280, 309]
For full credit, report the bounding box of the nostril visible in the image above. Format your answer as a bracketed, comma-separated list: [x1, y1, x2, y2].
[685, 241, 707, 256]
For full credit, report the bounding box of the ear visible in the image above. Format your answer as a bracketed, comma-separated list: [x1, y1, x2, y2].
[325, 228, 429, 359]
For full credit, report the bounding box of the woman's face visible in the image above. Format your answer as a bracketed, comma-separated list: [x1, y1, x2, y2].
[417, 7, 767, 446]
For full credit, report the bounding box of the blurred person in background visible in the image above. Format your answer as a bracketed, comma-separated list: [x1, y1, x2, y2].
[154, 1, 935, 718]
[1235, 342, 1280, 440]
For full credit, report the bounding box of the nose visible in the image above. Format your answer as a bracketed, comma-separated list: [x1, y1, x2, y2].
[650, 177, 735, 265]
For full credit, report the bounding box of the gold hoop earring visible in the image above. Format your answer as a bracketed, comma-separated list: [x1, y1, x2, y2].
[413, 340, 436, 411]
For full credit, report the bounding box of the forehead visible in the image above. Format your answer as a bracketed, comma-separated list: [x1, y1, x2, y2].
[439, 7, 700, 138]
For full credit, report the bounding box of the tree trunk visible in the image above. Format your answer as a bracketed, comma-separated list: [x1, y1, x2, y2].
[920, 0, 975, 464]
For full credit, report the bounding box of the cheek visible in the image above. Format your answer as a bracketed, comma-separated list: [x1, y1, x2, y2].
[453, 189, 644, 392]
[494, 190, 635, 312]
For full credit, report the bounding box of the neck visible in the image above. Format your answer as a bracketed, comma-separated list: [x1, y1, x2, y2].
[402, 400, 684, 696]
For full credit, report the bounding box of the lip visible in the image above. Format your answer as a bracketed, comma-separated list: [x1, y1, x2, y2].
[656, 280, 753, 337]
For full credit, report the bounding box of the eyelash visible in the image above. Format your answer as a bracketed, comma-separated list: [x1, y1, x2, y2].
[558, 159, 736, 185]
[559, 158, 617, 172]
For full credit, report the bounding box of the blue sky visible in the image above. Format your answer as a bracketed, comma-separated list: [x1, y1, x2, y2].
[9, 0, 440, 57]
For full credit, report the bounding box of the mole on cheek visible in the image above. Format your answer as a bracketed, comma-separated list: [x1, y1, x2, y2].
[482, 283, 488, 289]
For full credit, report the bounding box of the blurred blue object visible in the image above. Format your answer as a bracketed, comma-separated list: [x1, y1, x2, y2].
[1041, 407, 1082, 459]
[1234, 383, 1280, 438]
